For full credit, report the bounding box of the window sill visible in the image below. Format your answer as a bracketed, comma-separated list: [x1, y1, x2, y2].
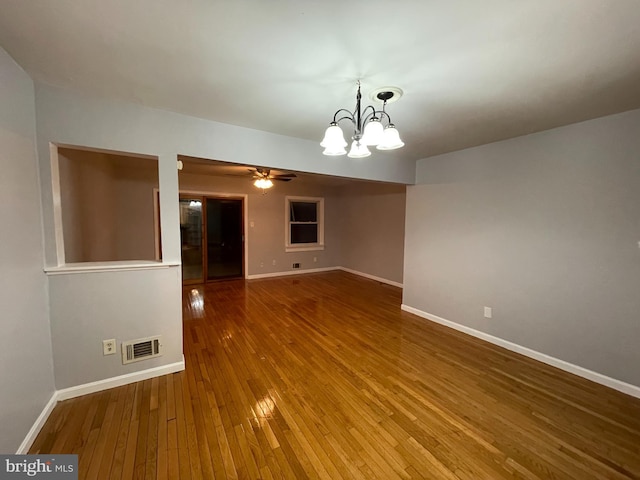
[285, 245, 325, 253]
[44, 260, 180, 275]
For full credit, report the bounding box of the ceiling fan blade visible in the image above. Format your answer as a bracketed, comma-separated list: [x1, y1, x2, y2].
[273, 177, 293, 182]
[273, 173, 297, 178]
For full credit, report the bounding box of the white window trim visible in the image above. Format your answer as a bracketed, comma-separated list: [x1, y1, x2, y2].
[285, 196, 325, 252]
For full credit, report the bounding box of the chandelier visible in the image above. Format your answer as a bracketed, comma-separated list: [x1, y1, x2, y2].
[321, 82, 404, 158]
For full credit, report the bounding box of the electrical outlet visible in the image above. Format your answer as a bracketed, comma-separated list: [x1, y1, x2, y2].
[313, 257, 317, 263]
[103, 339, 116, 355]
[272, 259, 276, 265]
[260, 262, 264, 268]
[484, 307, 492, 319]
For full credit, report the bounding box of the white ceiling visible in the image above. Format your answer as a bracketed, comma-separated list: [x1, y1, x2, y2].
[1, 0, 639, 161]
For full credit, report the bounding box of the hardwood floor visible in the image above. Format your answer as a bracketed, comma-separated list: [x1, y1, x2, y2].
[31, 271, 640, 479]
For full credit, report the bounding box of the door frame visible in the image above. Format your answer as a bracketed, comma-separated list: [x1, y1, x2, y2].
[178, 190, 248, 283]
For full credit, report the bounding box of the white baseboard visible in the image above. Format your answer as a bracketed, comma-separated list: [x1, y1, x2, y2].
[16, 393, 58, 454]
[247, 267, 338, 280]
[56, 358, 185, 401]
[401, 304, 640, 400]
[247, 266, 403, 289]
[338, 267, 403, 288]
[18, 358, 185, 453]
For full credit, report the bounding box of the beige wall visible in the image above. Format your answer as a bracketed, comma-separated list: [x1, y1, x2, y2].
[58, 151, 406, 279]
[113, 158, 159, 260]
[58, 148, 158, 262]
[178, 172, 342, 276]
[338, 183, 406, 284]
[179, 168, 406, 282]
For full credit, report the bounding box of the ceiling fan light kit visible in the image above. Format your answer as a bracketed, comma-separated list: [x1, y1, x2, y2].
[251, 167, 296, 191]
[254, 177, 273, 189]
[321, 82, 404, 158]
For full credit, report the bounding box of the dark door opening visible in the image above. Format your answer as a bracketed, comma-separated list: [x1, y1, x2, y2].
[179, 195, 244, 284]
[206, 198, 243, 280]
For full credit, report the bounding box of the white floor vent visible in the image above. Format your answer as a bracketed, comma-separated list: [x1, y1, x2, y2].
[122, 335, 163, 365]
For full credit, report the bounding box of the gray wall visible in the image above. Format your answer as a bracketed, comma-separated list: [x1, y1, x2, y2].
[404, 109, 640, 387]
[0, 48, 54, 452]
[32, 82, 412, 396]
[35, 83, 416, 268]
[49, 267, 183, 389]
[338, 183, 406, 284]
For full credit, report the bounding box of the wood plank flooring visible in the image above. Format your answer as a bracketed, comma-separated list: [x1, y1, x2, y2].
[31, 271, 640, 479]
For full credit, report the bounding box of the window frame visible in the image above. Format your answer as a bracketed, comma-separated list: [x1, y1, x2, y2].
[285, 196, 325, 252]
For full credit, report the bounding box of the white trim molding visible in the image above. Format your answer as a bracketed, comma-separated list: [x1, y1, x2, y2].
[45, 261, 180, 275]
[285, 196, 325, 251]
[16, 393, 58, 454]
[56, 358, 185, 401]
[18, 358, 185, 454]
[247, 267, 337, 280]
[339, 267, 403, 288]
[246, 266, 403, 288]
[401, 304, 640, 400]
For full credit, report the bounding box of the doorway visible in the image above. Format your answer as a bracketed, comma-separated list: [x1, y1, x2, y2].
[179, 195, 245, 284]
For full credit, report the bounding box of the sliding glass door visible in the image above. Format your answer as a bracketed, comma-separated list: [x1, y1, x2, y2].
[179, 195, 244, 284]
[179, 197, 205, 284]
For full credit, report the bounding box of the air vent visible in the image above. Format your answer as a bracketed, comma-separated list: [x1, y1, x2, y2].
[121, 336, 163, 365]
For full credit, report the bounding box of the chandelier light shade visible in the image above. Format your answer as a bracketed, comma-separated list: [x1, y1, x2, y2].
[321, 82, 404, 158]
[361, 118, 384, 146]
[377, 124, 404, 150]
[321, 122, 348, 155]
[322, 144, 347, 156]
[348, 141, 371, 158]
[320, 123, 347, 148]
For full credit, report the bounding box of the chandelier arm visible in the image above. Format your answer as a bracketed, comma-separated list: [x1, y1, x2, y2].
[335, 115, 356, 125]
[322, 83, 403, 153]
[377, 110, 393, 125]
[360, 105, 379, 126]
[332, 109, 355, 124]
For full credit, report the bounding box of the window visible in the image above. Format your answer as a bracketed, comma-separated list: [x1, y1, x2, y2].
[285, 196, 324, 251]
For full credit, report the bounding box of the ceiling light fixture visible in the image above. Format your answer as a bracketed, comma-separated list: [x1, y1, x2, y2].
[321, 82, 404, 158]
[254, 177, 273, 190]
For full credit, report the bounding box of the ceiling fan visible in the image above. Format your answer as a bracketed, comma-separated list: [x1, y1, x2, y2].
[250, 168, 297, 182]
[249, 168, 296, 190]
